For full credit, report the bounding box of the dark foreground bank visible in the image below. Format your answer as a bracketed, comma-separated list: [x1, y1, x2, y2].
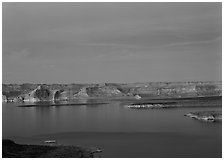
[2, 139, 96, 158]
[7, 130, 222, 158]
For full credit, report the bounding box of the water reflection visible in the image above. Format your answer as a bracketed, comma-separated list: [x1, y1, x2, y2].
[3, 99, 222, 138]
[2, 98, 222, 158]
[17, 99, 109, 108]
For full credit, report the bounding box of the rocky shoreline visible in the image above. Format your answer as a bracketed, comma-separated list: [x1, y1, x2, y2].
[124, 96, 221, 109]
[184, 111, 222, 122]
[125, 102, 177, 109]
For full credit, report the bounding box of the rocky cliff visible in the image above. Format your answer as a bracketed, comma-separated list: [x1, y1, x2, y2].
[2, 81, 222, 102]
[74, 83, 126, 98]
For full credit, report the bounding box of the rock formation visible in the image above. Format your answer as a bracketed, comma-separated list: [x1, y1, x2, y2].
[74, 84, 125, 98]
[185, 111, 222, 122]
[2, 81, 222, 102]
[2, 95, 7, 102]
[74, 87, 89, 98]
[21, 86, 64, 102]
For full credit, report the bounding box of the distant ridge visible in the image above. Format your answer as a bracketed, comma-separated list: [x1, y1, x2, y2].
[2, 81, 222, 102]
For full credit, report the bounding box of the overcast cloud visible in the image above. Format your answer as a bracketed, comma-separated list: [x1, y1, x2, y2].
[2, 3, 222, 83]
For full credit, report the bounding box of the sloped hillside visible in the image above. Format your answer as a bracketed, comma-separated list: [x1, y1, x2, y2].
[74, 84, 126, 97]
[119, 81, 222, 98]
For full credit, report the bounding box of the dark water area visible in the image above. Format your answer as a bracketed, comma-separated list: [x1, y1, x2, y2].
[2, 97, 222, 158]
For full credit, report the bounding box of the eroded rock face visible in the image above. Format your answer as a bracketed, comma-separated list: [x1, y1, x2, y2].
[23, 86, 63, 102]
[85, 85, 124, 97]
[2, 95, 7, 102]
[35, 87, 51, 101]
[74, 85, 126, 98]
[74, 87, 89, 98]
[185, 111, 222, 122]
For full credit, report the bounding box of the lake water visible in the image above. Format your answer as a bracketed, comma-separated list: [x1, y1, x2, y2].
[2, 98, 222, 158]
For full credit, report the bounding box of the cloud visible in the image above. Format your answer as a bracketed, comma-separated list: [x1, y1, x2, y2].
[4, 49, 31, 61]
[2, 3, 222, 83]
[160, 36, 222, 48]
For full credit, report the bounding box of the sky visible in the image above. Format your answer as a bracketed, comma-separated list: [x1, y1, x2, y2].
[2, 3, 222, 84]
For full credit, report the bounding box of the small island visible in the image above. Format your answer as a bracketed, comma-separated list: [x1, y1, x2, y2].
[184, 111, 222, 122]
[125, 102, 177, 109]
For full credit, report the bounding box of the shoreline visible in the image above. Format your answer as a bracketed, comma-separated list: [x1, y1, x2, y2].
[4, 130, 222, 158]
[5, 95, 222, 107]
[2, 139, 99, 158]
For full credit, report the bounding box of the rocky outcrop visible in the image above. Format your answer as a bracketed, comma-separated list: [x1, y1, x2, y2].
[125, 102, 177, 109]
[184, 111, 222, 122]
[134, 95, 142, 99]
[126, 104, 166, 109]
[58, 91, 70, 101]
[74, 87, 89, 98]
[22, 86, 49, 102]
[2, 95, 7, 102]
[18, 86, 64, 102]
[74, 84, 126, 98]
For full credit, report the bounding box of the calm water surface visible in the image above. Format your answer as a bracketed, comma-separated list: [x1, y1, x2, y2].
[2, 99, 222, 158]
